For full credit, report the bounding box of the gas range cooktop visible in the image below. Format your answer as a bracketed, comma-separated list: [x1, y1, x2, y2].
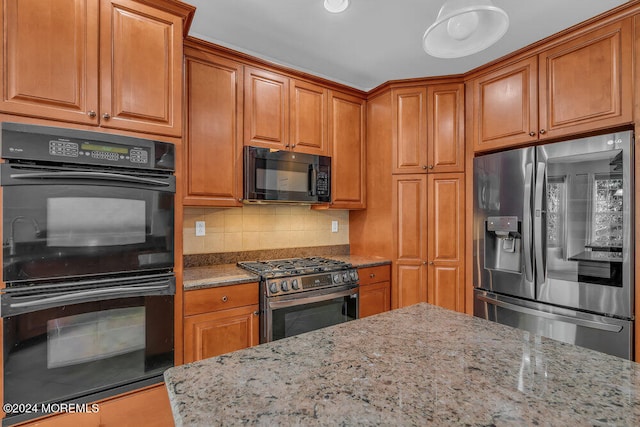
[237, 257, 358, 297]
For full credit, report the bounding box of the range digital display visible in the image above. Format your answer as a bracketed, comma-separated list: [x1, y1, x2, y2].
[81, 143, 128, 154]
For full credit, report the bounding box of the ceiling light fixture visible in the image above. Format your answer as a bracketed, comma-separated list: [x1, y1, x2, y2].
[423, 0, 509, 58]
[324, 0, 349, 14]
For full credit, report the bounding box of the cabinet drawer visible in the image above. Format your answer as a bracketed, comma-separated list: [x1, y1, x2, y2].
[184, 282, 259, 316]
[358, 265, 391, 286]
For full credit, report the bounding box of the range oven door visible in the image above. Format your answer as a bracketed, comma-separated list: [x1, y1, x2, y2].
[1, 163, 175, 285]
[1, 273, 174, 424]
[262, 285, 358, 343]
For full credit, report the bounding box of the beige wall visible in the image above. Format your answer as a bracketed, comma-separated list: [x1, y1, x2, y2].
[183, 205, 350, 254]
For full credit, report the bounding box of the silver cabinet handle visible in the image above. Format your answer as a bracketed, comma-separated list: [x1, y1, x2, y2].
[103, 113, 111, 119]
[88, 110, 97, 118]
[221, 295, 228, 302]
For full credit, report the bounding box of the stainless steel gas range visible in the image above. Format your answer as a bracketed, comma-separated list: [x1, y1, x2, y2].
[237, 257, 359, 343]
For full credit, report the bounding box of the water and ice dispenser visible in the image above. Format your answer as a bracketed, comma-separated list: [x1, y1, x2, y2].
[484, 216, 522, 273]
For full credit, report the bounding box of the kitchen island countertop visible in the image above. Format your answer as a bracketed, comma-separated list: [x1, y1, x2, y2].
[164, 303, 640, 426]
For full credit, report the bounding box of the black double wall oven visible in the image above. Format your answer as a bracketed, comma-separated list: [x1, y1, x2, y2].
[0, 123, 175, 424]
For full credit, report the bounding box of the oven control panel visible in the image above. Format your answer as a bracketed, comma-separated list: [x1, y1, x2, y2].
[48, 140, 150, 165]
[265, 269, 359, 296]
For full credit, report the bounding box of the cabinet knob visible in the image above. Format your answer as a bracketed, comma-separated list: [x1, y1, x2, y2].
[221, 295, 228, 302]
[369, 273, 375, 278]
[539, 129, 546, 135]
[422, 165, 428, 170]
[291, 144, 296, 148]
[429, 261, 434, 265]
[529, 131, 536, 137]
[253, 311, 259, 316]
[428, 165, 434, 170]
[87, 110, 97, 118]
[102, 113, 111, 119]
[238, 198, 243, 203]
[422, 261, 427, 265]
[285, 144, 290, 148]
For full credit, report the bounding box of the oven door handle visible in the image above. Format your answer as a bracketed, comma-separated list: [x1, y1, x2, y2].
[268, 287, 358, 310]
[9, 170, 173, 188]
[5, 284, 172, 314]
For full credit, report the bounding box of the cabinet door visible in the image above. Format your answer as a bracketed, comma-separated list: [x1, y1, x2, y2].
[328, 91, 366, 209]
[0, 0, 99, 124]
[184, 305, 259, 363]
[98, 385, 173, 426]
[290, 79, 328, 155]
[539, 19, 632, 139]
[427, 173, 465, 312]
[392, 87, 428, 173]
[392, 175, 427, 308]
[244, 67, 289, 149]
[427, 83, 464, 173]
[472, 57, 538, 152]
[100, 0, 183, 136]
[184, 50, 243, 207]
[359, 281, 391, 318]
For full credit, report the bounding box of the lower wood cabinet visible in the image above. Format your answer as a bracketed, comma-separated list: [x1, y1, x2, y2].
[15, 384, 172, 427]
[183, 282, 259, 363]
[358, 265, 391, 318]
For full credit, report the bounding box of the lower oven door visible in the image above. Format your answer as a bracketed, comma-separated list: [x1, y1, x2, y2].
[1, 273, 174, 425]
[263, 285, 358, 343]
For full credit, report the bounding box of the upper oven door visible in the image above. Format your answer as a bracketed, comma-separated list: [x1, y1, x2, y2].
[1, 163, 175, 285]
[244, 146, 331, 203]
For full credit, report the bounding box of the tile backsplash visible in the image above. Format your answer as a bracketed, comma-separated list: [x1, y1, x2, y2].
[183, 205, 349, 254]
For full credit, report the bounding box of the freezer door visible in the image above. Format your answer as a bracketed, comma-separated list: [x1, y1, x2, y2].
[474, 290, 632, 360]
[535, 131, 633, 319]
[473, 147, 535, 299]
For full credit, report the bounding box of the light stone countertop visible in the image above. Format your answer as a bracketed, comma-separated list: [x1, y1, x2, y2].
[164, 303, 640, 426]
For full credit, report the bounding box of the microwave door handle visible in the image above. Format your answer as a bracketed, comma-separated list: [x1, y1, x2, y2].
[268, 287, 357, 310]
[10, 171, 172, 187]
[8, 284, 171, 310]
[309, 166, 317, 196]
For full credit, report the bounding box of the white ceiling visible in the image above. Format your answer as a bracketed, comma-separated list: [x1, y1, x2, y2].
[185, 0, 629, 91]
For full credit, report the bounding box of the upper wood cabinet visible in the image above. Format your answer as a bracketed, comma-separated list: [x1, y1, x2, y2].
[244, 67, 328, 155]
[328, 90, 366, 209]
[392, 83, 464, 173]
[0, 0, 187, 137]
[472, 18, 632, 152]
[184, 47, 243, 207]
[427, 83, 465, 173]
[392, 87, 428, 173]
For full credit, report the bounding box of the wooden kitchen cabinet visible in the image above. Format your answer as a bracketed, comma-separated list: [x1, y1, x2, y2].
[427, 173, 465, 312]
[392, 87, 428, 173]
[328, 90, 366, 209]
[183, 46, 243, 207]
[0, 0, 188, 137]
[427, 83, 464, 173]
[183, 282, 259, 363]
[392, 175, 428, 308]
[244, 68, 328, 155]
[472, 18, 632, 152]
[358, 265, 391, 318]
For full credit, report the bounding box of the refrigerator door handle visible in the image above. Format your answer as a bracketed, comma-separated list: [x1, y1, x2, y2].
[476, 294, 623, 332]
[523, 163, 534, 283]
[534, 162, 546, 284]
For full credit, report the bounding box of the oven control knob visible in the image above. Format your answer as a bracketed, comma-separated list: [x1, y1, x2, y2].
[333, 273, 342, 283]
[281, 280, 289, 292]
[269, 282, 279, 294]
[342, 272, 349, 282]
[350, 270, 358, 281]
[291, 279, 300, 290]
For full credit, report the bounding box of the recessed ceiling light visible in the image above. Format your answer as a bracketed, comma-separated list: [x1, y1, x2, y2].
[324, 0, 349, 14]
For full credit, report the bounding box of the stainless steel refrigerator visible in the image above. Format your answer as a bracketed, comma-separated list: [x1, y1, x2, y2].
[473, 131, 634, 359]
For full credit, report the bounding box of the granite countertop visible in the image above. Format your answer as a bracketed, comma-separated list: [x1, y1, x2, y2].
[164, 303, 640, 426]
[182, 255, 391, 290]
[182, 264, 259, 291]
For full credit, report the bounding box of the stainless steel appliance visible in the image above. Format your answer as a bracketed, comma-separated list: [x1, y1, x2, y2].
[0, 123, 175, 424]
[237, 257, 358, 343]
[243, 146, 331, 204]
[473, 130, 634, 359]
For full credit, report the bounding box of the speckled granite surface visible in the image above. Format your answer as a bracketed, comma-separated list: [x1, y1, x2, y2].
[183, 264, 259, 290]
[164, 303, 640, 426]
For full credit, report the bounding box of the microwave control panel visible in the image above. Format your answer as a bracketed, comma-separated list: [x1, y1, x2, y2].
[316, 171, 329, 196]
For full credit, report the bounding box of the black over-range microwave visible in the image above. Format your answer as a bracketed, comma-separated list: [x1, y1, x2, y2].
[243, 146, 331, 204]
